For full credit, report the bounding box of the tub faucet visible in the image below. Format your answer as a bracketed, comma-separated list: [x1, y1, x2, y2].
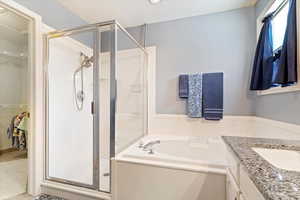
[143, 140, 161, 151]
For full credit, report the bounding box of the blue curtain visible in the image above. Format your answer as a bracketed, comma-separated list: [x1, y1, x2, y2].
[250, 14, 274, 90]
[273, 0, 297, 86]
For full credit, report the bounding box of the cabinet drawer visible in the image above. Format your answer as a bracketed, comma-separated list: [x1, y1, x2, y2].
[226, 145, 240, 185]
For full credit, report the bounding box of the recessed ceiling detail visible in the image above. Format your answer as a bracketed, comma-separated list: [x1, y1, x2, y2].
[57, 0, 257, 27]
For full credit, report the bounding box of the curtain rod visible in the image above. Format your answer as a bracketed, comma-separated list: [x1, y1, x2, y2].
[271, 0, 289, 18]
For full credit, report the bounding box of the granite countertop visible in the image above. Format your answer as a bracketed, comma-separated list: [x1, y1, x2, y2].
[222, 136, 300, 200]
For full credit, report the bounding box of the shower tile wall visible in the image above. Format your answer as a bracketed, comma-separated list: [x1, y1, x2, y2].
[99, 48, 146, 191]
[48, 36, 94, 185]
[99, 49, 145, 155]
[115, 49, 145, 153]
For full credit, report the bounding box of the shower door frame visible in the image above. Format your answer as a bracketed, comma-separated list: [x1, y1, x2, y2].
[44, 24, 103, 190]
[44, 20, 148, 192]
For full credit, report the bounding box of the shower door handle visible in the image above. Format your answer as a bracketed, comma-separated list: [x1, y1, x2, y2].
[91, 101, 94, 115]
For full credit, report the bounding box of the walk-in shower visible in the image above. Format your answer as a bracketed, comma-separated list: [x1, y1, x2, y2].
[44, 20, 148, 193]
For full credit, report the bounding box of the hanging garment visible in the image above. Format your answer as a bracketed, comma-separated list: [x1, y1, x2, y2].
[250, 13, 274, 90]
[13, 112, 29, 150]
[273, 0, 297, 86]
[7, 112, 29, 150]
[7, 115, 17, 141]
[13, 129, 26, 150]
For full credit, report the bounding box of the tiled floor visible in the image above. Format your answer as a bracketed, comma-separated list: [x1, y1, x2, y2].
[3, 194, 66, 200]
[0, 158, 28, 199]
[0, 152, 65, 200]
[3, 193, 33, 200]
[35, 195, 65, 200]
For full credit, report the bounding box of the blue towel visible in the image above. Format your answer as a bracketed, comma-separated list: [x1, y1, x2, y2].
[187, 74, 202, 118]
[202, 72, 224, 120]
[179, 75, 189, 98]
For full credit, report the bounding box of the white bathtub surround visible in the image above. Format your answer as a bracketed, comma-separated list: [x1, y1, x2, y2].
[99, 158, 110, 192]
[0, 159, 28, 199]
[148, 115, 300, 140]
[112, 161, 225, 200]
[112, 135, 227, 200]
[111, 116, 300, 200]
[116, 135, 227, 172]
[115, 113, 145, 154]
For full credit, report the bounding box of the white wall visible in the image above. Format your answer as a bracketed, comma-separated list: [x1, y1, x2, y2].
[0, 40, 28, 105]
[124, 7, 256, 115]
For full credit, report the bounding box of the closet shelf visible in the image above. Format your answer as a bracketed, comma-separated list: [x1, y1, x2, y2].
[0, 51, 28, 59]
[0, 104, 28, 109]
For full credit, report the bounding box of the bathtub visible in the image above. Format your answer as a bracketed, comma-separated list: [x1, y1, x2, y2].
[112, 135, 227, 200]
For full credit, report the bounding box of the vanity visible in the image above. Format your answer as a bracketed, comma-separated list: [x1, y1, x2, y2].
[223, 136, 300, 200]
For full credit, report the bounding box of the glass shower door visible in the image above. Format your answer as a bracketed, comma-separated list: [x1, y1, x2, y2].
[46, 30, 99, 189]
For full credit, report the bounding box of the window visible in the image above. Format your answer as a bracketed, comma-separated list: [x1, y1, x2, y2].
[257, 0, 299, 95]
[270, 1, 289, 51]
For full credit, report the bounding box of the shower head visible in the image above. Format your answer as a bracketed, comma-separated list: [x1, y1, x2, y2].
[74, 52, 94, 111]
[74, 53, 94, 74]
[80, 52, 93, 68]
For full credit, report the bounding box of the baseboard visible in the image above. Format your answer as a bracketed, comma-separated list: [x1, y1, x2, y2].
[0, 148, 18, 155]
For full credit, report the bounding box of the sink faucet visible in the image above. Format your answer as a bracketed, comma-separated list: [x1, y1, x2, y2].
[142, 140, 161, 152]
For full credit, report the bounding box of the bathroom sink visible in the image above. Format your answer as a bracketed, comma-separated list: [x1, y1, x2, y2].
[252, 148, 300, 172]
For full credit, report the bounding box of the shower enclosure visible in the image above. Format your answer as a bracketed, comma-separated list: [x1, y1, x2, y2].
[44, 21, 148, 193]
